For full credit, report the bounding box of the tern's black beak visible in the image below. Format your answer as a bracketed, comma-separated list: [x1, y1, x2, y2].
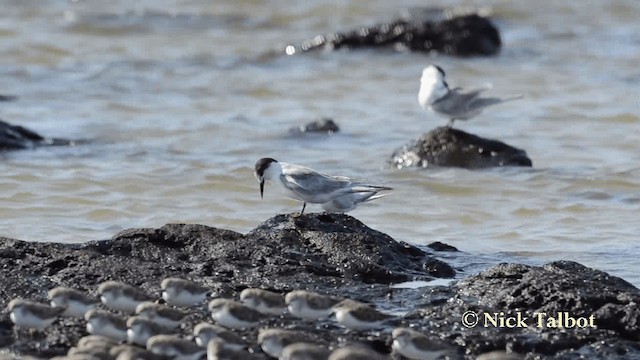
[259, 180, 264, 199]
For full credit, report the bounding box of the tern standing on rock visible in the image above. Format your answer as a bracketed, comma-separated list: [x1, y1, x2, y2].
[418, 64, 523, 127]
[254, 157, 392, 215]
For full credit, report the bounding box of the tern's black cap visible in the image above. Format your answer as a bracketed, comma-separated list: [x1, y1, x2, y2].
[254, 158, 278, 177]
[433, 65, 445, 77]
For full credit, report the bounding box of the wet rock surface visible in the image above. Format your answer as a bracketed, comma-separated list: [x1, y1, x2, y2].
[0, 119, 76, 151]
[286, 13, 501, 57]
[1, 214, 638, 359]
[390, 126, 533, 169]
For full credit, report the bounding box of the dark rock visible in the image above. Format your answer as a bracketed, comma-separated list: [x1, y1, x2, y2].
[2, 218, 639, 359]
[0, 119, 77, 151]
[390, 126, 532, 169]
[423, 258, 456, 278]
[428, 241, 460, 252]
[288, 117, 339, 136]
[286, 13, 501, 57]
[0, 95, 17, 102]
[0, 214, 448, 358]
[246, 214, 437, 284]
[460, 261, 640, 341]
[408, 261, 640, 358]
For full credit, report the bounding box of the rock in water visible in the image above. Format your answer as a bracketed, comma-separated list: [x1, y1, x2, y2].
[0, 94, 18, 102]
[0, 119, 76, 151]
[286, 13, 501, 57]
[390, 126, 532, 169]
[288, 118, 340, 136]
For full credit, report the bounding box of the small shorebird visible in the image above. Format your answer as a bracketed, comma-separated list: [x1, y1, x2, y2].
[285, 290, 343, 320]
[84, 309, 128, 342]
[193, 322, 245, 349]
[8, 298, 65, 330]
[161, 277, 210, 307]
[392, 327, 453, 359]
[126, 316, 175, 346]
[332, 299, 395, 331]
[207, 339, 264, 360]
[258, 328, 318, 358]
[97, 280, 154, 313]
[48, 286, 99, 318]
[135, 301, 188, 329]
[208, 298, 268, 329]
[146, 334, 205, 360]
[239, 288, 286, 315]
[281, 342, 332, 360]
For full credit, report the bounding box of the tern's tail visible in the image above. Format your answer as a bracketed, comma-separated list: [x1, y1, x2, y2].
[361, 192, 390, 203]
[473, 94, 523, 110]
[349, 185, 393, 193]
[502, 94, 524, 102]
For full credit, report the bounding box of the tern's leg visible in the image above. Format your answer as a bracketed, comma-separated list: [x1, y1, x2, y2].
[299, 202, 307, 216]
[447, 118, 455, 128]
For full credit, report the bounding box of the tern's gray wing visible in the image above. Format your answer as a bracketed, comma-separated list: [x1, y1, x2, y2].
[453, 86, 490, 98]
[430, 87, 488, 119]
[281, 168, 354, 202]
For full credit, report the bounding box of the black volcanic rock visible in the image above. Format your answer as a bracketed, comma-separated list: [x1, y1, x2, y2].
[1, 216, 639, 359]
[390, 126, 532, 169]
[246, 214, 433, 284]
[286, 13, 501, 57]
[0, 119, 76, 151]
[0, 214, 448, 358]
[459, 261, 640, 341]
[407, 261, 640, 358]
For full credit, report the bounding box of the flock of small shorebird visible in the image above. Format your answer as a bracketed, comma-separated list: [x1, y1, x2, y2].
[7, 278, 451, 360]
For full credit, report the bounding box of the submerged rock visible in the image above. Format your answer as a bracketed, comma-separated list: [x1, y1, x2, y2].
[288, 117, 340, 136]
[0, 95, 17, 102]
[0, 119, 76, 151]
[286, 13, 501, 57]
[390, 126, 533, 169]
[1, 215, 638, 359]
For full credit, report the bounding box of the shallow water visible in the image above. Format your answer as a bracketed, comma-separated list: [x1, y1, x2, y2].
[1, 1, 639, 286]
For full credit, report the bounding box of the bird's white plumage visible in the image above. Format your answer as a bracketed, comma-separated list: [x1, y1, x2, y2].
[418, 65, 450, 110]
